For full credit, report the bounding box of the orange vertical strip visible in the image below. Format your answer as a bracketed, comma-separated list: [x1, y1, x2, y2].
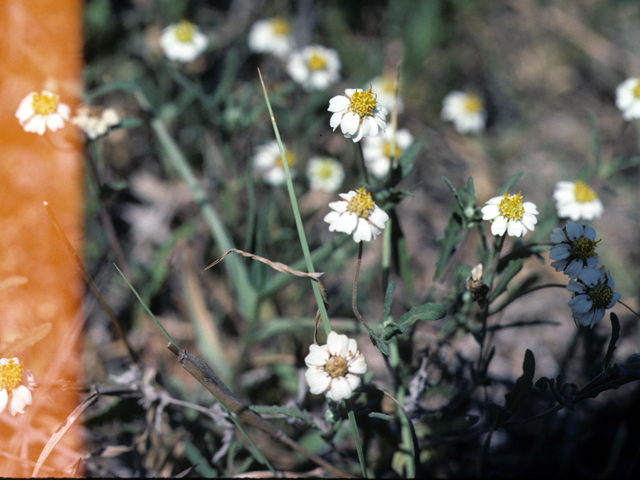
[0, 0, 83, 476]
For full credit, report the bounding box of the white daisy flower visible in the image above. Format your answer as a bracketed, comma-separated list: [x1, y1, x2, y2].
[306, 156, 344, 192]
[15, 90, 70, 135]
[362, 127, 414, 179]
[615, 77, 640, 121]
[0, 357, 37, 416]
[71, 105, 120, 139]
[324, 187, 389, 243]
[367, 75, 404, 114]
[441, 90, 486, 134]
[304, 331, 367, 402]
[247, 17, 295, 58]
[550, 222, 600, 278]
[160, 20, 208, 62]
[567, 268, 620, 328]
[481, 191, 538, 237]
[553, 180, 603, 221]
[287, 45, 341, 91]
[328, 87, 387, 143]
[253, 140, 296, 186]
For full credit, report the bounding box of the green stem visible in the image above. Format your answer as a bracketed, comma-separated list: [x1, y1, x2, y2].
[346, 399, 367, 478]
[258, 70, 331, 335]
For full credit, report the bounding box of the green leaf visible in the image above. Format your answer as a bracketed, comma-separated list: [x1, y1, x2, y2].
[604, 313, 620, 370]
[489, 258, 524, 303]
[369, 412, 394, 421]
[382, 280, 396, 323]
[498, 171, 523, 195]
[433, 208, 464, 280]
[504, 349, 535, 413]
[381, 303, 446, 341]
[249, 405, 318, 428]
[370, 330, 391, 356]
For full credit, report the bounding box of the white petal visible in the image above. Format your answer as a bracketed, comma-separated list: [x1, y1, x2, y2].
[491, 216, 508, 236]
[305, 368, 331, 394]
[326, 377, 353, 402]
[347, 354, 367, 375]
[305, 344, 330, 367]
[0, 389, 7, 414]
[352, 218, 373, 242]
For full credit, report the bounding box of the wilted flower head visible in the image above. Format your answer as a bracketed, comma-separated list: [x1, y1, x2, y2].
[0, 357, 37, 416]
[253, 140, 296, 186]
[550, 222, 600, 278]
[306, 156, 344, 192]
[160, 20, 208, 62]
[567, 268, 620, 328]
[305, 331, 367, 402]
[481, 191, 538, 237]
[72, 105, 120, 139]
[615, 77, 640, 121]
[328, 87, 387, 142]
[287, 45, 341, 91]
[553, 180, 603, 221]
[15, 90, 70, 135]
[441, 90, 486, 134]
[247, 17, 294, 58]
[367, 75, 404, 114]
[467, 264, 489, 302]
[362, 127, 414, 179]
[324, 187, 389, 243]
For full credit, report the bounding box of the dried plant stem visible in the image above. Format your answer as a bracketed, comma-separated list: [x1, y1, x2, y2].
[168, 344, 353, 478]
[44, 202, 139, 364]
[619, 300, 640, 319]
[352, 242, 372, 331]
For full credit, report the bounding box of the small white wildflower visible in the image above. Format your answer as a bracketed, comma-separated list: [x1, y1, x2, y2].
[287, 45, 341, 91]
[71, 105, 120, 139]
[15, 90, 70, 135]
[305, 331, 367, 402]
[160, 20, 208, 62]
[253, 140, 296, 186]
[362, 127, 414, 179]
[324, 187, 389, 243]
[481, 191, 538, 237]
[441, 90, 486, 134]
[0, 357, 37, 416]
[615, 77, 640, 121]
[306, 156, 344, 192]
[567, 268, 620, 328]
[247, 17, 295, 58]
[550, 222, 600, 278]
[367, 75, 404, 114]
[553, 180, 603, 221]
[328, 87, 387, 143]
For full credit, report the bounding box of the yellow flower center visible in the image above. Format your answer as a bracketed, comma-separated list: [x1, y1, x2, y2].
[31, 92, 58, 115]
[316, 162, 336, 180]
[0, 359, 23, 393]
[588, 283, 614, 309]
[633, 79, 640, 99]
[174, 20, 196, 43]
[382, 141, 403, 159]
[381, 78, 395, 93]
[573, 180, 597, 203]
[498, 192, 524, 220]
[349, 86, 377, 118]
[307, 53, 327, 71]
[325, 355, 348, 378]
[275, 150, 296, 168]
[271, 18, 290, 36]
[346, 187, 375, 219]
[464, 94, 483, 113]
